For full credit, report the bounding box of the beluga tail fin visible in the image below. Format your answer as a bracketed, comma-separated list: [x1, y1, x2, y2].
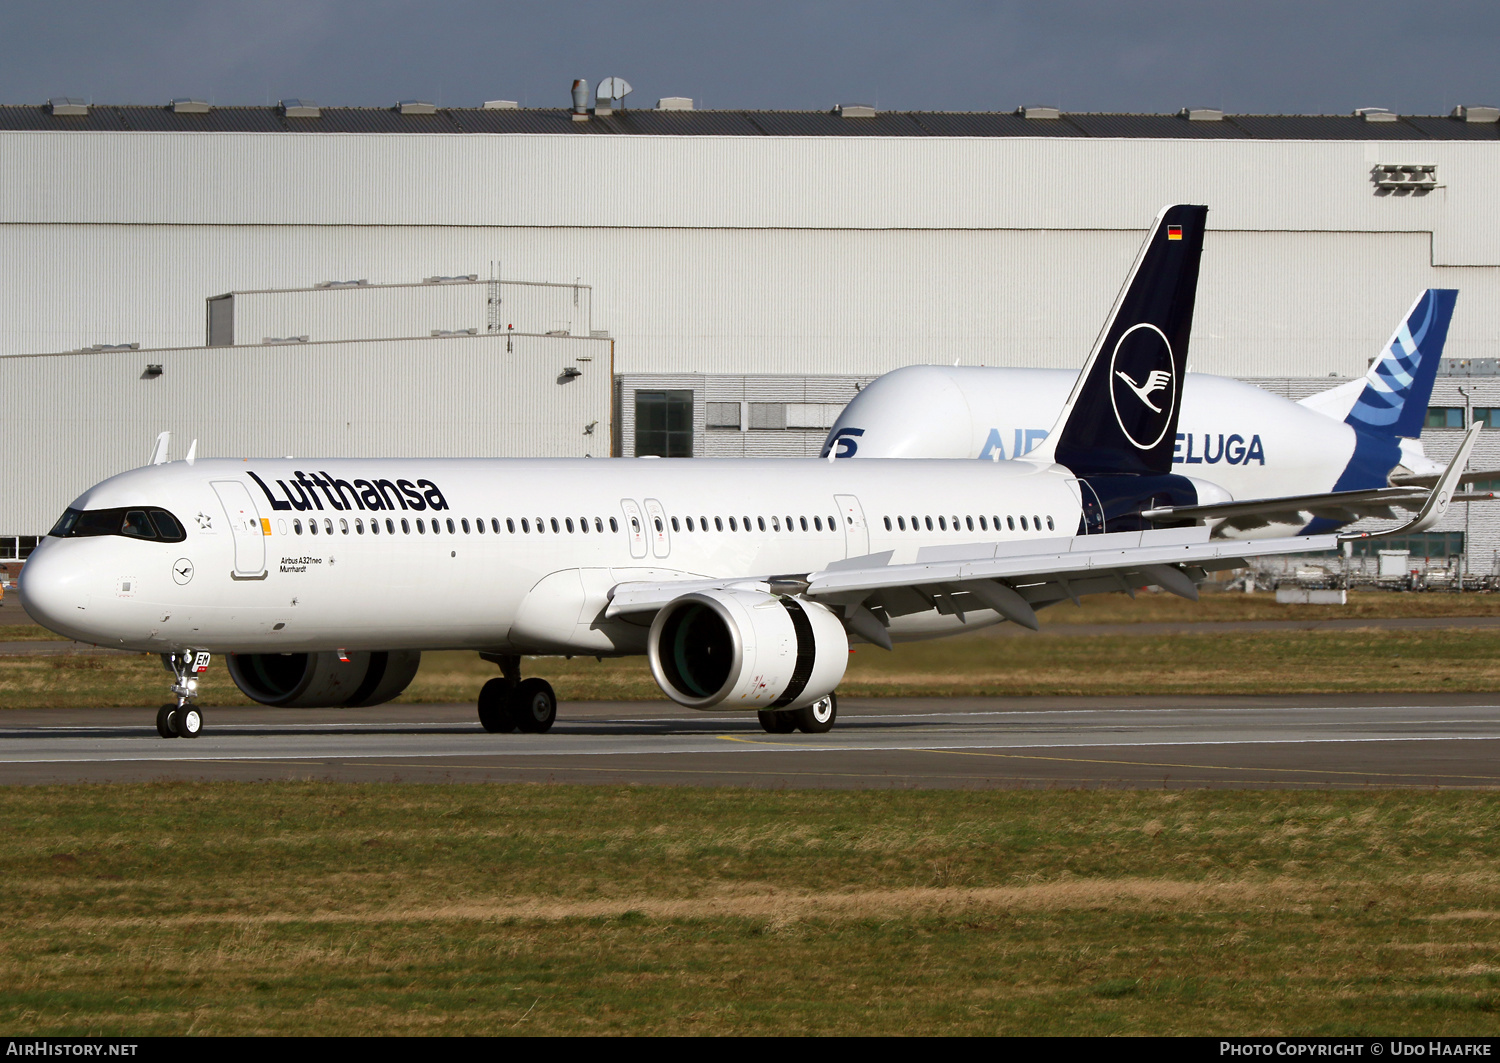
[1026, 204, 1208, 477]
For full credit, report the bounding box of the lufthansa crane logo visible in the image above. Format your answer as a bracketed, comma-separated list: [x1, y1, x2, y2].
[1108, 322, 1176, 450]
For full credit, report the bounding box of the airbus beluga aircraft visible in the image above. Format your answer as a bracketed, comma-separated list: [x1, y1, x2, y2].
[20, 206, 1476, 740]
[822, 290, 1492, 538]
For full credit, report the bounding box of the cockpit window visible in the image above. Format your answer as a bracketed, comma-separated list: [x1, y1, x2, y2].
[49, 506, 188, 544]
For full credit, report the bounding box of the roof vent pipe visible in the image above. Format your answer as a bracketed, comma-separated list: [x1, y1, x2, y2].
[571, 79, 589, 120]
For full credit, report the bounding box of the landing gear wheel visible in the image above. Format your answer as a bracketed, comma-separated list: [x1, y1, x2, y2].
[172, 704, 203, 738]
[757, 710, 797, 734]
[478, 678, 518, 734]
[156, 704, 178, 739]
[511, 678, 557, 734]
[794, 693, 837, 734]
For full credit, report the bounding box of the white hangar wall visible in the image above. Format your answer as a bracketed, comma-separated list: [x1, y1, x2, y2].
[0, 222, 1493, 378]
[0, 130, 1497, 378]
[0, 332, 610, 535]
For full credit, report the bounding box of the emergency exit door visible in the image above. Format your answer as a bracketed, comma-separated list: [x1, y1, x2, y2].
[834, 494, 869, 557]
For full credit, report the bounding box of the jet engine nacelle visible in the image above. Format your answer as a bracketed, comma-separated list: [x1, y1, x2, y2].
[226, 650, 422, 708]
[647, 590, 848, 711]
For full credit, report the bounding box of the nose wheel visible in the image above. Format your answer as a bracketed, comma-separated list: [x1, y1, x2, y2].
[157, 650, 209, 739]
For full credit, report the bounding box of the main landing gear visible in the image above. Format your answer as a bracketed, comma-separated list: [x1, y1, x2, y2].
[476, 654, 557, 734]
[757, 693, 838, 735]
[156, 650, 209, 739]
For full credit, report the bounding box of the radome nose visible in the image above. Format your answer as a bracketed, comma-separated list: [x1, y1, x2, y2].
[17, 539, 86, 638]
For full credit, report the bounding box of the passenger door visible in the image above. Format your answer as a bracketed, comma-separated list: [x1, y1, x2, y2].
[619, 499, 648, 560]
[212, 480, 267, 578]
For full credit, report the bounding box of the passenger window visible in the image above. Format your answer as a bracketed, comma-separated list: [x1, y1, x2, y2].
[743, 516, 752, 532]
[715, 517, 723, 531]
[521, 518, 530, 533]
[757, 517, 765, 532]
[671, 517, 680, 532]
[685, 517, 694, 531]
[356, 518, 364, 535]
[547, 518, 556, 533]
[462, 518, 471, 534]
[771, 516, 781, 532]
[431, 519, 441, 536]
[1033, 514, 1041, 529]
[813, 516, 822, 531]
[800, 517, 808, 531]
[370, 519, 379, 535]
[580, 518, 589, 534]
[566, 518, 576, 533]
[1020, 516, 1028, 530]
[653, 518, 661, 532]
[492, 518, 501, 533]
[609, 517, 618, 532]
[629, 517, 638, 533]
[966, 516, 974, 531]
[1047, 516, 1055, 530]
[294, 519, 303, 535]
[595, 517, 604, 533]
[925, 516, 933, 531]
[938, 516, 947, 531]
[979, 516, 988, 531]
[729, 517, 738, 531]
[443, 518, 453, 534]
[883, 516, 892, 531]
[829, 515, 836, 529]
[340, 518, 349, 535]
[507, 519, 516, 533]
[401, 519, 410, 534]
[387, 519, 396, 534]
[310, 520, 319, 536]
[897, 516, 906, 531]
[322, 518, 332, 535]
[416, 519, 426, 534]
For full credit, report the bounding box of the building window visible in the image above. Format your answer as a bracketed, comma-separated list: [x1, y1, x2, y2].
[635, 390, 694, 457]
[706, 402, 742, 430]
[1474, 408, 1500, 427]
[1346, 532, 1465, 558]
[1425, 406, 1465, 429]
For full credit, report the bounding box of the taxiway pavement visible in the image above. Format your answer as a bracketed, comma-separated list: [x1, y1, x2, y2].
[2, 695, 1498, 790]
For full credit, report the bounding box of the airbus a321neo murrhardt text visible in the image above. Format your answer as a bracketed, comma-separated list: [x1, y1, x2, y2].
[20, 206, 1478, 739]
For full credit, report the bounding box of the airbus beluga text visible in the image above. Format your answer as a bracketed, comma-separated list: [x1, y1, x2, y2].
[21, 206, 1468, 741]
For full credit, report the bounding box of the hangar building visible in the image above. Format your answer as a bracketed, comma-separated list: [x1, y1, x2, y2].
[3, 98, 1499, 577]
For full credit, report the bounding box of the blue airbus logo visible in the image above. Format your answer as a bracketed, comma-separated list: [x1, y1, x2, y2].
[823, 427, 864, 458]
[1173, 433, 1265, 466]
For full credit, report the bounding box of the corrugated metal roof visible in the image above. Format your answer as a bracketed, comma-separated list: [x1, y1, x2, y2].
[0, 104, 1495, 141]
[1064, 113, 1252, 140]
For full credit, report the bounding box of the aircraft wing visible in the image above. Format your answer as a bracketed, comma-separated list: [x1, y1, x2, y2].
[1138, 486, 1494, 531]
[606, 526, 1336, 647]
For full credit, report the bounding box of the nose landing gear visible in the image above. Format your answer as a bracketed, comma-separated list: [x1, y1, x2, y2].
[157, 650, 210, 738]
[477, 653, 557, 734]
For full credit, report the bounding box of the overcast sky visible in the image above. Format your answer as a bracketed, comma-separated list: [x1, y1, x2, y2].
[3, 0, 1497, 116]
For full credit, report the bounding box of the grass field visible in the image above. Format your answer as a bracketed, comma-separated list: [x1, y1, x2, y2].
[2, 783, 1498, 1035]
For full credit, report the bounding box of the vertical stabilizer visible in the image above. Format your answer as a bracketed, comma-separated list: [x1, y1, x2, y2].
[1028, 204, 1208, 476]
[1299, 289, 1458, 439]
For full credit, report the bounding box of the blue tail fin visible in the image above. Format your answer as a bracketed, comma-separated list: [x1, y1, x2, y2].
[1344, 289, 1457, 440]
[1031, 204, 1208, 477]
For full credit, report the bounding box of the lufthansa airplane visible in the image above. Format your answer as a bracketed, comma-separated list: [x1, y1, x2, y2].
[20, 206, 1478, 740]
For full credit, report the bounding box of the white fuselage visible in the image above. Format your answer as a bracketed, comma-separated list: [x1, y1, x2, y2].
[827, 367, 1367, 525]
[22, 457, 1081, 656]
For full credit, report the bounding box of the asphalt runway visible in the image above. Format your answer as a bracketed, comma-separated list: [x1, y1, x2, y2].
[3, 694, 1500, 790]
